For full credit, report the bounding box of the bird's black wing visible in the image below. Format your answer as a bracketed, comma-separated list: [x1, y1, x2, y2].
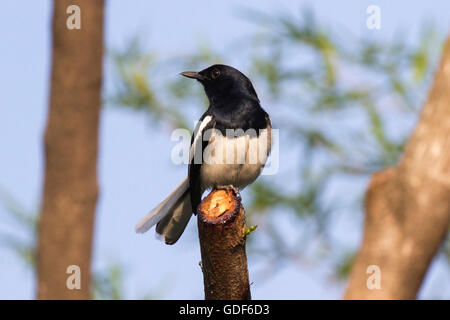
[188, 113, 215, 213]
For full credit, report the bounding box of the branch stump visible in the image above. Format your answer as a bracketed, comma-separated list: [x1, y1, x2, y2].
[197, 189, 251, 300]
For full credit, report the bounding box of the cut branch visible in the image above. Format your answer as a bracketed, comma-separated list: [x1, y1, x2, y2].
[345, 37, 450, 299]
[197, 189, 251, 300]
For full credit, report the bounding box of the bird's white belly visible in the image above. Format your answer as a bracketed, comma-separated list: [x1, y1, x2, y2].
[200, 127, 271, 190]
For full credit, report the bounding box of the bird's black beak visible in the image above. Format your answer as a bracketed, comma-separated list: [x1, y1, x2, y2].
[180, 71, 209, 81]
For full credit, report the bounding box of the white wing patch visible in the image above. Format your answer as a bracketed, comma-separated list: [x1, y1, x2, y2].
[189, 115, 212, 164]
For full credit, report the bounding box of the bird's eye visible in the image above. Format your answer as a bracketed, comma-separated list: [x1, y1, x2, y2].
[211, 69, 221, 79]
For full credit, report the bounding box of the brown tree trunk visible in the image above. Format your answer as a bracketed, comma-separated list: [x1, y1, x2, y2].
[197, 189, 251, 300]
[37, 0, 104, 299]
[345, 37, 450, 299]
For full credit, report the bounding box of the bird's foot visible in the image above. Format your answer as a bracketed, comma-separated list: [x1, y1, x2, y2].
[215, 185, 242, 201]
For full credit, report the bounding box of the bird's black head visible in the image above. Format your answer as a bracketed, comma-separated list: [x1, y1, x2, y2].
[180, 64, 259, 106]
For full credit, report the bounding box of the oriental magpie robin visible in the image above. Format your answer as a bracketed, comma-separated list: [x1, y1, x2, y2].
[135, 64, 272, 244]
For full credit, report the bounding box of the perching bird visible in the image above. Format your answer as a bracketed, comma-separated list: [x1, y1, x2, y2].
[135, 64, 272, 244]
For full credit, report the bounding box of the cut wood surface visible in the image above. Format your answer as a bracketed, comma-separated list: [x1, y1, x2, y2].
[197, 189, 251, 300]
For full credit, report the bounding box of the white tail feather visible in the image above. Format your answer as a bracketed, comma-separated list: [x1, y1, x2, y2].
[135, 177, 189, 233]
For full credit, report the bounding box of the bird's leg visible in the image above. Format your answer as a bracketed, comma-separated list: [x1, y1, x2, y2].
[215, 184, 241, 201]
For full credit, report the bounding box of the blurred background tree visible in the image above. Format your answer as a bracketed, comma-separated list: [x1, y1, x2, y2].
[1, 2, 449, 299]
[107, 7, 449, 286]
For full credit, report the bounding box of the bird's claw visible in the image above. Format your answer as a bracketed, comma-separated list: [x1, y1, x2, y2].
[215, 185, 242, 201]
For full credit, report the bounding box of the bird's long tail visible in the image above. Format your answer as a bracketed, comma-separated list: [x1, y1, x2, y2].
[135, 177, 193, 244]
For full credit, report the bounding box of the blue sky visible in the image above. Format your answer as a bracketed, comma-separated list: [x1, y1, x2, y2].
[1, 0, 449, 299]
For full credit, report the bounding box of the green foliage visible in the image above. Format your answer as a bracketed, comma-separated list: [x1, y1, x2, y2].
[245, 225, 258, 236]
[108, 8, 446, 285]
[0, 186, 165, 300]
[108, 37, 189, 129]
[108, 38, 223, 130]
[92, 263, 125, 300]
[2, 6, 447, 299]
[91, 261, 172, 299]
[442, 232, 450, 267]
[333, 251, 357, 281]
[0, 185, 37, 268]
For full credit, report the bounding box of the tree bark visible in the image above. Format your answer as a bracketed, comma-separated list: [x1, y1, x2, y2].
[197, 189, 251, 300]
[345, 37, 450, 299]
[37, 0, 104, 299]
